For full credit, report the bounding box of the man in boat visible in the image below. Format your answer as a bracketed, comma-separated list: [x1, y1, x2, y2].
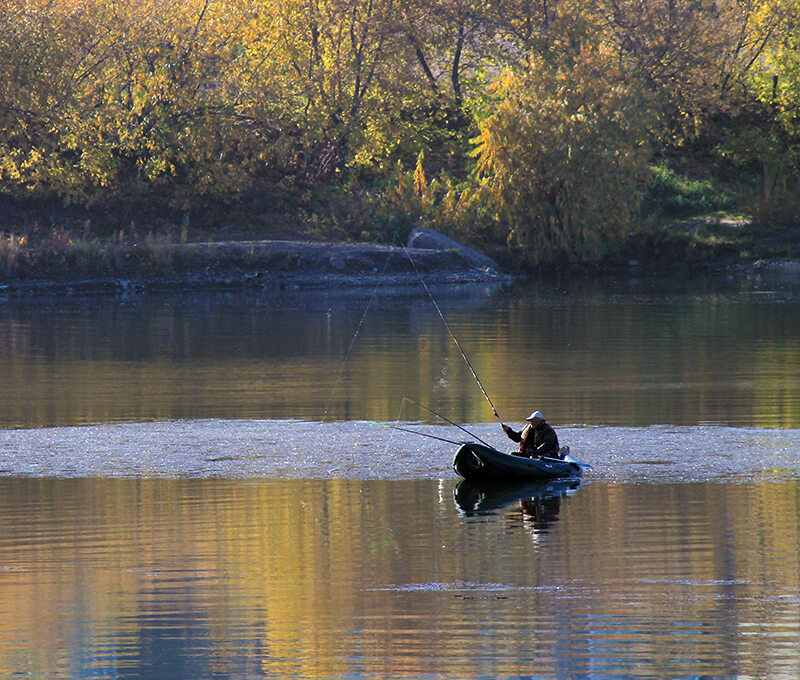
[502, 411, 562, 459]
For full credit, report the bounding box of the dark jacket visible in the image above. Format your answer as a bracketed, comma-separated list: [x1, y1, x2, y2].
[504, 421, 560, 458]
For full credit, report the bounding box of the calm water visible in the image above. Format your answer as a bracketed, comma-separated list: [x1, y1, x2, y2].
[2, 273, 800, 678]
[1, 477, 800, 679]
[1, 275, 799, 429]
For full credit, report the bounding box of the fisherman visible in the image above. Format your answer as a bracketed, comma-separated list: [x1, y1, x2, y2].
[502, 411, 561, 459]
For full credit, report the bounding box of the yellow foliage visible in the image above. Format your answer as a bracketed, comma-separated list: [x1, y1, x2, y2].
[0, 0, 794, 255]
[0, 0, 263, 206]
[475, 45, 655, 261]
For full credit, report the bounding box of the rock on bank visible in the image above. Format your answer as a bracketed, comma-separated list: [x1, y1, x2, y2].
[182, 231, 504, 288]
[0, 228, 507, 294]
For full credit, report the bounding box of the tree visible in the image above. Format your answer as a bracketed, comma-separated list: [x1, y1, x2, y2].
[246, 0, 400, 179]
[597, 0, 775, 140]
[729, 0, 800, 217]
[66, 0, 260, 207]
[0, 0, 104, 200]
[0, 0, 262, 208]
[475, 45, 654, 261]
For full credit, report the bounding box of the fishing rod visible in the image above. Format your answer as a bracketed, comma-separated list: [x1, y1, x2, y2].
[401, 397, 492, 448]
[401, 242, 504, 426]
[368, 421, 464, 446]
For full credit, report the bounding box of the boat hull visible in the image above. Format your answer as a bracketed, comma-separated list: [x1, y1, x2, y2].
[453, 442, 582, 481]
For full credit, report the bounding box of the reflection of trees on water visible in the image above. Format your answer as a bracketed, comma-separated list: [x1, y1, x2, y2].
[3, 283, 800, 428]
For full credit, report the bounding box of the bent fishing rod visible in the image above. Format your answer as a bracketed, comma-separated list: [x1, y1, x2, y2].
[401, 243, 506, 429]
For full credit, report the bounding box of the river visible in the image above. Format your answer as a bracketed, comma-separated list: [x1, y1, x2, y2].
[1, 271, 799, 678]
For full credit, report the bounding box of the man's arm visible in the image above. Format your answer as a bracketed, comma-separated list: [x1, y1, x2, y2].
[502, 424, 522, 443]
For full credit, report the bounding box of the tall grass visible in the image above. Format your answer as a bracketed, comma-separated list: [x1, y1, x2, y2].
[0, 229, 189, 280]
[643, 164, 735, 219]
[0, 234, 27, 276]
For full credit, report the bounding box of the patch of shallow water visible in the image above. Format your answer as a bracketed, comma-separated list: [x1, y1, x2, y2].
[1, 420, 797, 482]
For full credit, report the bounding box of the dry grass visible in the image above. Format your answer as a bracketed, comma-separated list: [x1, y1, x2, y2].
[0, 228, 193, 280]
[0, 233, 28, 276]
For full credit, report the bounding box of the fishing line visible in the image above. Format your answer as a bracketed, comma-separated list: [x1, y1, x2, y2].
[401, 242, 503, 424]
[321, 250, 393, 423]
[369, 421, 463, 446]
[401, 397, 492, 448]
[380, 394, 411, 459]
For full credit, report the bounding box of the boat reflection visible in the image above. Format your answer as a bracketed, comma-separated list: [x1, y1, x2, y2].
[453, 477, 583, 531]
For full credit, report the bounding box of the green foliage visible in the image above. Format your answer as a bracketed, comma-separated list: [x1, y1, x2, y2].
[367, 212, 418, 246]
[366, 153, 500, 251]
[643, 164, 736, 219]
[714, 0, 800, 229]
[750, 199, 800, 232]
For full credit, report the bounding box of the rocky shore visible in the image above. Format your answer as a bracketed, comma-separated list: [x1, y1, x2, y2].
[0, 227, 510, 296]
[3, 224, 800, 297]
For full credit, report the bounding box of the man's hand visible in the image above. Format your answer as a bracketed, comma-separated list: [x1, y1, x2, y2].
[501, 423, 511, 434]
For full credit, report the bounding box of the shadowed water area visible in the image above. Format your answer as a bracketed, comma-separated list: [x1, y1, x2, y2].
[1, 272, 800, 678]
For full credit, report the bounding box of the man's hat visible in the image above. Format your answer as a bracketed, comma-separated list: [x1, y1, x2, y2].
[526, 411, 544, 421]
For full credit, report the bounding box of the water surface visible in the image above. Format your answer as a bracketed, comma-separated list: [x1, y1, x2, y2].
[1, 476, 800, 679]
[1, 419, 799, 483]
[2, 273, 800, 678]
[1, 274, 799, 428]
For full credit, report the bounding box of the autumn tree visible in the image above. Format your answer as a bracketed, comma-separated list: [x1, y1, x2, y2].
[596, 0, 776, 140]
[2, 0, 800, 258]
[0, 0, 262, 209]
[64, 0, 261, 207]
[731, 0, 800, 217]
[241, 0, 405, 180]
[474, 45, 655, 261]
[0, 0, 104, 201]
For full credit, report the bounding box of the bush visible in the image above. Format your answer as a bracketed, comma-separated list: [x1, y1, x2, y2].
[0, 233, 27, 276]
[473, 46, 655, 263]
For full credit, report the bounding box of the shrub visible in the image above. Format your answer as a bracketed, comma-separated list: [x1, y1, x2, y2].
[474, 46, 655, 263]
[0, 233, 27, 276]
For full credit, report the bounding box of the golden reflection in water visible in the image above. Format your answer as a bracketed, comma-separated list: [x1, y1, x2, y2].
[1, 288, 799, 428]
[0, 478, 799, 678]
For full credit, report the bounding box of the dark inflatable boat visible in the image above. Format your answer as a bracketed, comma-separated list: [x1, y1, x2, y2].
[453, 442, 585, 482]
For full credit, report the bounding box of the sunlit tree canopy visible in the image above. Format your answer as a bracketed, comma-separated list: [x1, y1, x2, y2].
[1, 0, 798, 262]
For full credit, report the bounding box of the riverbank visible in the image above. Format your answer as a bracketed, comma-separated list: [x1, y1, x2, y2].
[2, 220, 800, 296]
[0, 233, 510, 296]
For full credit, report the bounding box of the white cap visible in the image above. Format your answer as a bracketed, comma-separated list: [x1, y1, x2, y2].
[526, 411, 544, 421]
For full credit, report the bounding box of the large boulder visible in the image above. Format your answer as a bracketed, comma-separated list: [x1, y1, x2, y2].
[406, 227, 500, 272]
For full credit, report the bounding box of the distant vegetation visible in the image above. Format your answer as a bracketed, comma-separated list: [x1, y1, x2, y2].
[2, 0, 800, 269]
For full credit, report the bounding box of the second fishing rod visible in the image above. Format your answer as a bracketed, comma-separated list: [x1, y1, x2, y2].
[401, 242, 506, 432]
